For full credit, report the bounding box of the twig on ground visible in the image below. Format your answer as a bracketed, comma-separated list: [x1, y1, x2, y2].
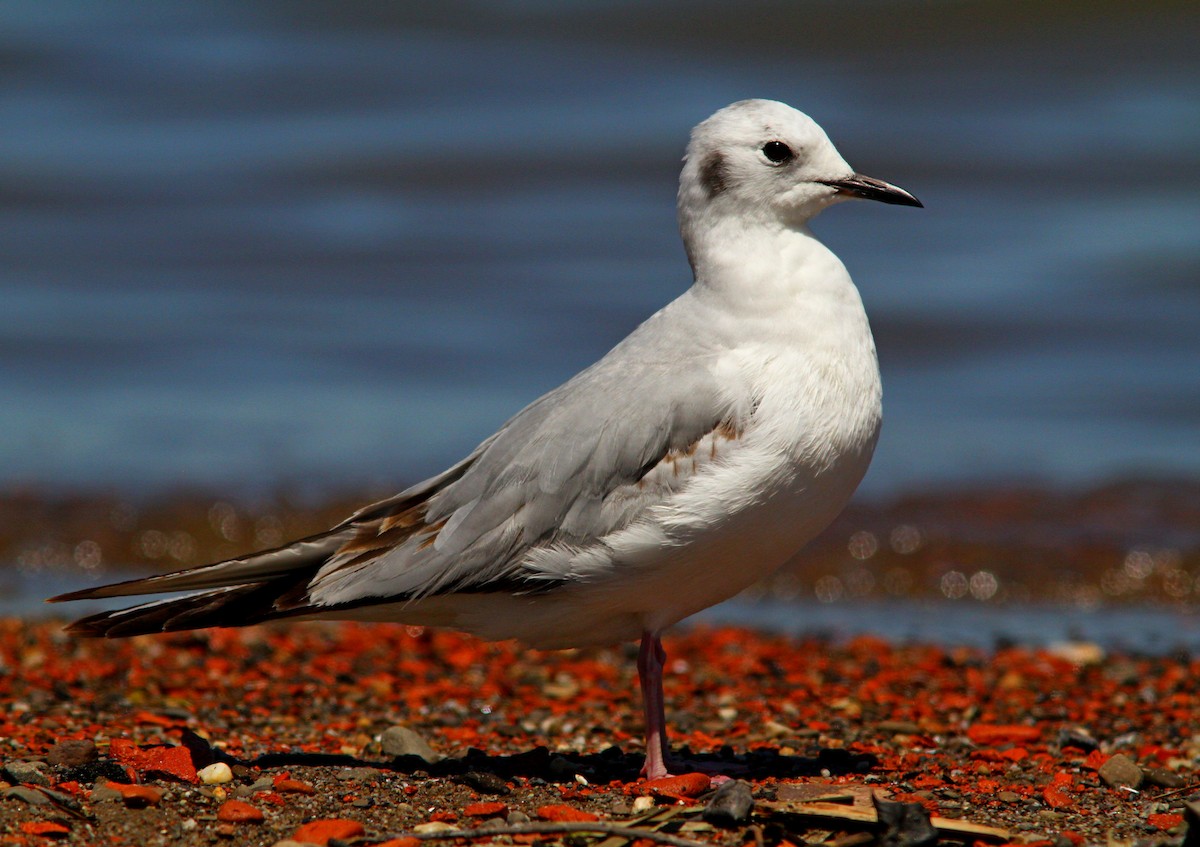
[390, 821, 711, 847]
[1153, 782, 1200, 801]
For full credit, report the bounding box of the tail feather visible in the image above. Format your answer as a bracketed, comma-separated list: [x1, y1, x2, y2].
[47, 532, 351, 603]
[49, 455, 480, 638]
[64, 577, 323, 638]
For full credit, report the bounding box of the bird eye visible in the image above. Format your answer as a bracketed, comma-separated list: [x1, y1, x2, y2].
[761, 141, 794, 164]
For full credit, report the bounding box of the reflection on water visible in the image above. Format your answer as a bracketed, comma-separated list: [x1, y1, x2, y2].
[1, 2, 1198, 500]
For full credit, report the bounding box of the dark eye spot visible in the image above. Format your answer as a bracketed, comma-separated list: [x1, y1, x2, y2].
[699, 152, 729, 197]
[762, 141, 794, 165]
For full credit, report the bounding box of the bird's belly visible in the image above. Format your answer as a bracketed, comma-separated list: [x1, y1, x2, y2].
[466, 435, 875, 649]
[627, 444, 874, 628]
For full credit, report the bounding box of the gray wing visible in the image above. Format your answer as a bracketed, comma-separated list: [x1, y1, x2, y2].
[303, 338, 737, 604]
[51, 297, 746, 634]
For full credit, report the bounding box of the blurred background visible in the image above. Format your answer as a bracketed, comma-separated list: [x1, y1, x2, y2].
[3, 1, 1199, 641]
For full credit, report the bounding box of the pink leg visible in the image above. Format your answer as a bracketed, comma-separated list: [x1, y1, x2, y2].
[637, 631, 671, 779]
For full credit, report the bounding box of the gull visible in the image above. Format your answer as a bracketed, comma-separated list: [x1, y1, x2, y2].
[50, 99, 921, 780]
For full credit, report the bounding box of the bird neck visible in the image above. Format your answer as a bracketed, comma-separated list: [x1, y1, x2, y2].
[682, 214, 854, 308]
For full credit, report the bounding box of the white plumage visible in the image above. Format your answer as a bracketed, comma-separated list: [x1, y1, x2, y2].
[51, 99, 921, 780]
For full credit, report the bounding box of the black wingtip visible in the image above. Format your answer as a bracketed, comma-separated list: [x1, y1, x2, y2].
[47, 587, 99, 604]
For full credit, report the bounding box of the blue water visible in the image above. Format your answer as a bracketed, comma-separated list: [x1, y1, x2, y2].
[2, 2, 1199, 498]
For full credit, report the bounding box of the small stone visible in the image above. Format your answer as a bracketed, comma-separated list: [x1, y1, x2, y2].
[89, 784, 123, 802]
[198, 762, 234, 784]
[292, 818, 366, 845]
[998, 791, 1022, 803]
[1183, 800, 1200, 847]
[217, 799, 265, 823]
[1098, 753, 1144, 789]
[631, 795, 655, 813]
[1045, 641, 1105, 665]
[643, 772, 711, 801]
[536, 803, 599, 823]
[47, 739, 98, 767]
[110, 782, 165, 807]
[457, 770, 510, 795]
[703, 779, 754, 827]
[761, 720, 792, 738]
[108, 738, 198, 783]
[19, 821, 70, 838]
[274, 778, 316, 794]
[1143, 767, 1185, 788]
[2, 761, 51, 787]
[874, 795, 938, 847]
[464, 801, 508, 818]
[1057, 726, 1099, 752]
[2, 785, 51, 805]
[506, 810, 532, 824]
[380, 726, 440, 763]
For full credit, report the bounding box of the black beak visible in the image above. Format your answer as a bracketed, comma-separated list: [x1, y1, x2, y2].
[819, 173, 923, 208]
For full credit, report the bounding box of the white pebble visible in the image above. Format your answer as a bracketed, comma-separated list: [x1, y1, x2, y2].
[632, 795, 655, 813]
[197, 762, 234, 784]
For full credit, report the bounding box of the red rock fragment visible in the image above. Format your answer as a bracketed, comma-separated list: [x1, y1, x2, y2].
[1000, 747, 1028, 762]
[375, 840, 422, 847]
[108, 738, 198, 783]
[1041, 772, 1076, 809]
[108, 782, 165, 807]
[1042, 784, 1073, 809]
[1082, 749, 1110, 770]
[217, 799, 265, 823]
[133, 709, 182, 728]
[463, 801, 508, 818]
[1148, 813, 1184, 831]
[274, 778, 317, 794]
[293, 818, 366, 845]
[640, 773, 712, 802]
[536, 803, 600, 822]
[20, 821, 70, 838]
[966, 724, 1041, 745]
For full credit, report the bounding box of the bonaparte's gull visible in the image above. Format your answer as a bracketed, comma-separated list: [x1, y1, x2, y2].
[51, 99, 921, 780]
